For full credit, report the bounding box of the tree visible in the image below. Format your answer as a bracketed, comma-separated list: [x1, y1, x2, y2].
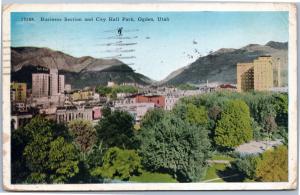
[68, 119, 97, 154]
[48, 137, 80, 183]
[272, 93, 288, 127]
[91, 147, 142, 181]
[255, 145, 288, 182]
[234, 154, 260, 180]
[138, 109, 211, 182]
[95, 109, 137, 149]
[11, 127, 30, 183]
[214, 100, 253, 148]
[19, 116, 79, 183]
[173, 103, 209, 127]
[263, 115, 277, 137]
[96, 86, 112, 96]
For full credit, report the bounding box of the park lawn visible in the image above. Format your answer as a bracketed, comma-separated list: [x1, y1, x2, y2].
[211, 154, 235, 162]
[129, 172, 178, 183]
[203, 163, 227, 182]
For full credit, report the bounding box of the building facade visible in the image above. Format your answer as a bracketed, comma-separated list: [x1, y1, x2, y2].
[58, 75, 65, 93]
[237, 56, 280, 92]
[32, 73, 49, 97]
[49, 69, 59, 96]
[56, 106, 93, 123]
[11, 82, 27, 101]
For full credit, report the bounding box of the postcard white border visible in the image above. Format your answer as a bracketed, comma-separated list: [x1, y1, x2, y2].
[2, 3, 298, 191]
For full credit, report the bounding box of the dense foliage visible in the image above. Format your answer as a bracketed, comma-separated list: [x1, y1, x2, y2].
[214, 100, 253, 148]
[234, 154, 260, 179]
[12, 116, 79, 183]
[95, 107, 137, 149]
[255, 145, 288, 182]
[96, 85, 138, 97]
[137, 109, 211, 182]
[91, 147, 142, 181]
[68, 119, 96, 153]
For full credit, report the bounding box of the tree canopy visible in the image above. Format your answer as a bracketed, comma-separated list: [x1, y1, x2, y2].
[91, 147, 142, 181]
[95, 108, 137, 149]
[138, 109, 211, 182]
[68, 119, 97, 154]
[255, 145, 288, 182]
[214, 99, 253, 148]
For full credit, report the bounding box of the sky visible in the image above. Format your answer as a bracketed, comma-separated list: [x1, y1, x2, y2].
[11, 12, 289, 81]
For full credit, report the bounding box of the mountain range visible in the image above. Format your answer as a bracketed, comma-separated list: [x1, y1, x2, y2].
[11, 47, 152, 89]
[162, 41, 288, 86]
[11, 41, 288, 89]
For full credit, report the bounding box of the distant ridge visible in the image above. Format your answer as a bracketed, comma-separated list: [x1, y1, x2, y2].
[11, 47, 153, 89]
[162, 41, 288, 86]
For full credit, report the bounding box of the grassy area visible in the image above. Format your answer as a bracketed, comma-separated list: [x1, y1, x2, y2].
[211, 154, 235, 161]
[129, 172, 178, 183]
[203, 163, 227, 182]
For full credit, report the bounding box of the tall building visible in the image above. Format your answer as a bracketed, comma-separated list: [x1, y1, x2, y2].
[58, 75, 65, 93]
[11, 82, 27, 101]
[49, 69, 59, 96]
[237, 56, 280, 92]
[32, 73, 49, 97]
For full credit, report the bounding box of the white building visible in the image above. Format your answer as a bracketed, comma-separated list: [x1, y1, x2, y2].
[56, 106, 93, 123]
[114, 102, 155, 122]
[164, 95, 180, 110]
[49, 69, 59, 96]
[65, 84, 72, 93]
[32, 73, 49, 97]
[58, 75, 65, 93]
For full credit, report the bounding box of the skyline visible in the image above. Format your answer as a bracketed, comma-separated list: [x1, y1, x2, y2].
[11, 11, 289, 80]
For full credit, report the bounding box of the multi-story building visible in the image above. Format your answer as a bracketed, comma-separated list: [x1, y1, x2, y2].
[58, 75, 65, 93]
[11, 82, 27, 101]
[49, 69, 59, 96]
[32, 73, 49, 97]
[32, 69, 65, 97]
[237, 56, 280, 92]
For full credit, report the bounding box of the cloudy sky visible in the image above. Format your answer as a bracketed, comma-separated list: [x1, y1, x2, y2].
[11, 11, 288, 80]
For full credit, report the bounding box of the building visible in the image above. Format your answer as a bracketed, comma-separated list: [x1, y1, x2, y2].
[135, 95, 165, 108]
[11, 82, 27, 101]
[70, 90, 94, 101]
[11, 113, 33, 130]
[49, 69, 59, 96]
[107, 81, 115, 87]
[65, 84, 72, 92]
[32, 73, 49, 97]
[216, 84, 237, 92]
[56, 106, 93, 123]
[164, 95, 180, 110]
[237, 56, 280, 92]
[114, 102, 155, 122]
[58, 75, 65, 93]
[32, 69, 65, 97]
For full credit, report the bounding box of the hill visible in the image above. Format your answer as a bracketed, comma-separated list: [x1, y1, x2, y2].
[11, 47, 152, 89]
[162, 41, 288, 86]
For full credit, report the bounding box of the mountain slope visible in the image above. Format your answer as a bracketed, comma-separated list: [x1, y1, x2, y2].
[163, 41, 288, 86]
[11, 47, 152, 89]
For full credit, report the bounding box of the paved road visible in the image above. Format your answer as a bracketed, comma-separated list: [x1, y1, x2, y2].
[235, 139, 282, 155]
